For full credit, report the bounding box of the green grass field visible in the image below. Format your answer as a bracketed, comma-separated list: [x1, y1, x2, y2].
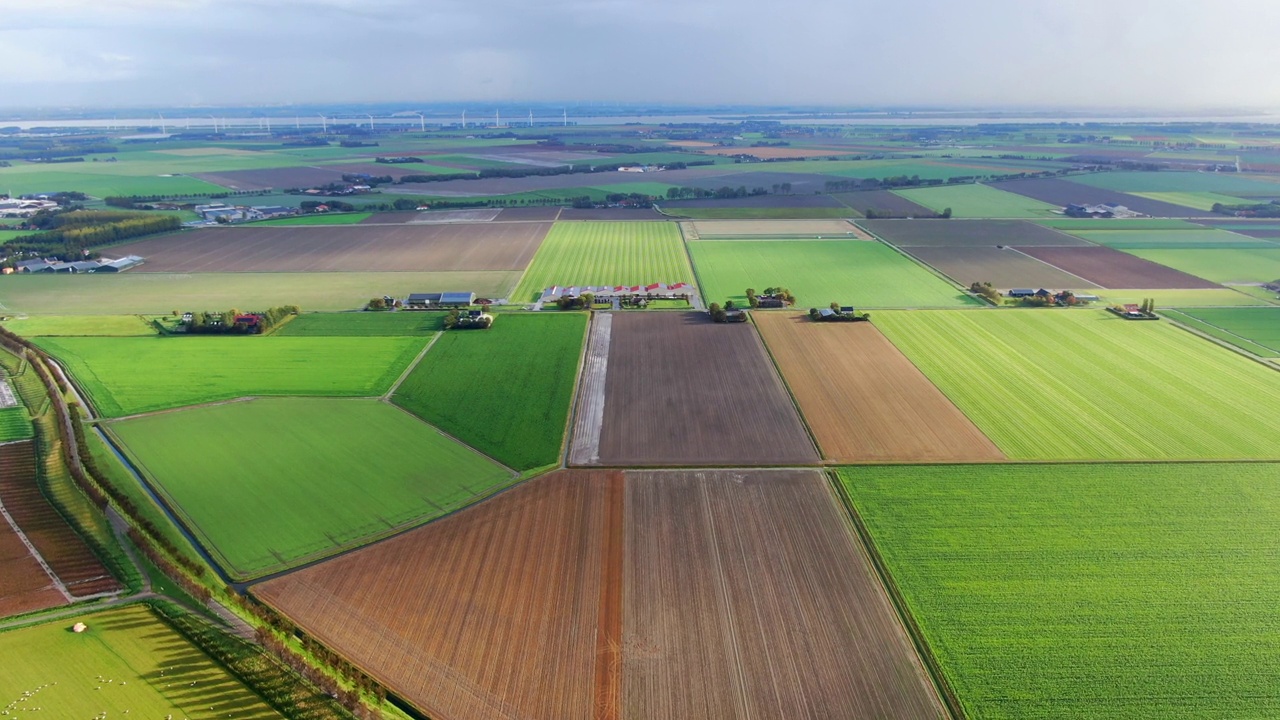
[0, 406, 33, 442]
[1127, 248, 1280, 284]
[1127, 191, 1253, 212]
[1094, 287, 1272, 307]
[0, 230, 25, 244]
[108, 398, 512, 579]
[248, 212, 373, 226]
[1070, 171, 1280, 196]
[274, 311, 445, 336]
[1064, 229, 1275, 249]
[893, 184, 1060, 218]
[1, 314, 157, 336]
[841, 463, 1280, 720]
[0, 271, 521, 314]
[509, 222, 693, 302]
[873, 309, 1280, 459]
[393, 313, 586, 471]
[0, 163, 227, 198]
[36, 335, 426, 417]
[689, 240, 979, 308]
[662, 206, 856, 219]
[1163, 307, 1280, 357]
[1036, 218, 1207, 231]
[0, 603, 282, 718]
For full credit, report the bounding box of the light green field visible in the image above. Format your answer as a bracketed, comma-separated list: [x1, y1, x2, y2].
[1127, 191, 1253, 212]
[274, 311, 445, 336]
[393, 313, 586, 471]
[1036, 218, 1206, 231]
[1, 314, 156, 336]
[893, 184, 1059, 218]
[249, 212, 372, 226]
[35, 335, 426, 417]
[0, 406, 33, 442]
[662, 206, 855, 219]
[689, 240, 978, 308]
[874, 309, 1280, 459]
[0, 163, 227, 198]
[0, 271, 521, 314]
[1095, 287, 1272, 307]
[841, 463, 1280, 720]
[1070, 171, 1280, 196]
[0, 230, 25, 244]
[108, 398, 512, 580]
[510, 221, 693, 302]
[0, 604, 282, 719]
[1163, 307, 1280, 357]
[1127, 248, 1280, 284]
[1063, 228, 1273, 249]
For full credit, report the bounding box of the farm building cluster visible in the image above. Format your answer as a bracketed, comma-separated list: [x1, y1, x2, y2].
[191, 203, 297, 225]
[539, 283, 695, 304]
[6, 255, 144, 274]
[0, 197, 59, 218]
[1008, 288, 1100, 305]
[1063, 203, 1143, 218]
[404, 292, 477, 309]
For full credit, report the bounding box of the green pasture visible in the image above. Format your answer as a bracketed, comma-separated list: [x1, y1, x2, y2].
[1127, 191, 1253, 212]
[1163, 307, 1280, 357]
[893, 184, 1059, 218]
[1127, 248, 1280, 284]
[0, 162, 227, 198]
[248, 212, 372, 226]
[1, 314, 157, 336]
[274, 311, 445, 336]
[1063, 228, 1275, 250]
[664, 206, 855, 219]
[108, 398, 512, 580]
[0, 271, 521, 315]
[509, 221, 693, 303]
[0, 406, 33, 442]
[689, 240, 978, 308]
[842, 463, 1280, 720]
[35, 334, 426, 417]
[1094, 287, 1272, 307]
[0, 604, 282, 718]
[393, 313, 586, 472]
[0, 230, 25, 244]
[1070, 171, 1280, 196]
[1036, 218, 1206, 231]
[873, 309, 1280, 460]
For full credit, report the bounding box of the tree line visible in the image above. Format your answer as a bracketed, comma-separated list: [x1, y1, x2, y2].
[6, 212, 182, 259]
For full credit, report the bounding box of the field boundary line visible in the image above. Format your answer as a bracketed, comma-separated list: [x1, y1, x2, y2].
[561, 311, 597, 467]
[676, 221, 708, 311]
[0, 490, 75, 603]
[854, 223, 993, 307]
[383, 332, 441, 400]
[827, 470, 965, 720]
[1160, 312, 1280, 371]
[747, 313, 826, 463]
[1004, 245, 1102, 289]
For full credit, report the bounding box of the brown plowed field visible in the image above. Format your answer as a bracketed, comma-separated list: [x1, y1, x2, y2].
[623, 469, 946, 719]
[595, 313, 818, 466]
[861, 218, 1085, 247]
[0, 507, 66, 617]
[992, 178, 1199, 217]
[255, 470, 617, 720]
[0, 442, 119, 597]
[904, 246, 1100, 289]
[193, 163, 456, 191]
[105, 222, 551, 273]
[1016, 245, 1221, 289]
[832, 191, 935, 218]
[754, 314, 1006, 463]
[698, 146, 856, 159]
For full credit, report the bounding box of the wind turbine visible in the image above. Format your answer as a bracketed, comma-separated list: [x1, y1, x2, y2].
[462, 110, 467, 129]
[414, 112, 425, 132]
[529, 110, 534, 127]
[208, 115, 219, 133]
[295, 116, 300, 130]
[318, 115, 328, 133]
[563, 108, 568, 127]
[158, 113, 167, 134]
[367, 114, 375, 130]
[265, 117, 272, 132]
[495, 109, 500, 128]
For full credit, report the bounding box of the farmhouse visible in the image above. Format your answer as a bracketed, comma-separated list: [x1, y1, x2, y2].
[539, 282, 695, 303]
[405, 291, 476, 309]
[10, 255, 145, 274]
[0, 197, 58, 218]
[1063, 203, 1143, 219]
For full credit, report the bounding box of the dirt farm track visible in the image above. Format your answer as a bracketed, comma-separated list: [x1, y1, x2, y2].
[104, 222, 551, 273]
[254, 468, 945, 720]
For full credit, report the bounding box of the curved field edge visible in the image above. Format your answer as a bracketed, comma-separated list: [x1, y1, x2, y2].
[104, 397, 514, 581]
[872, 309, 1280, 460]
[34, 335, 429, 418]
[391, 313, 588, 471]
[838, 463, 1280, 720]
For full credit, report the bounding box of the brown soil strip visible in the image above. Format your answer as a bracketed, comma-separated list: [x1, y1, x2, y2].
[593, 470, 625, 720]
[1016, 245, 1221, 289]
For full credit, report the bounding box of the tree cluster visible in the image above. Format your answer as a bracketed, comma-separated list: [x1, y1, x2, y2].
[1212, 200, 1280, 218]
[664, 185, 767, 200]
[7, 213, 181, 259]
[444, 308, 494, 329]
[554, 292, 595, 311]
[969, 282, 1002, 304]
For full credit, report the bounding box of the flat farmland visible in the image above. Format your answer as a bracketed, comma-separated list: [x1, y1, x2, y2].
[873, 310, 1280, 460]
[893, 184, 1060, 218]
[1164, 307, 1280, 356]
[109, 398, 513, 580]
[992, 177, 1199, 217]
[393, 313, 586, 471]
[689, 240, 978, 308]
[193, 163, 463, 190]
[831, 190, 935, 217]
[0, 507, 66, 617]
[0, 603, 283, 719]
[904, 246, 1099, 289]
[1096, 287, 1271, 307]
[1129, 191, 1255, 211]
[591, 312, 818, 466]
[624, 469, 945, 719]
[0, 406, 33, 442]
[255, 469, 615, 720]
[510, 222, 693, 303]
[251, 212, 372, 226]
[859, 219, 1087, 247]
[1063, 228, 1275, 250]
[1015, 246, 1220, 288]
[753, 313, 1003, 463]
[1069, 170, 1280, 196]
[689, 219, 858, 237]
[0, 271, 521, 315]
[0, 441, 119, 597]
[1128, 247, 1280, 284]
[1, 315, 156, 337]
[36, 335, 426, 417]
[274, 311, 445, 336]
[841, 463, 1280, 719]
[105, 222, 551, 273]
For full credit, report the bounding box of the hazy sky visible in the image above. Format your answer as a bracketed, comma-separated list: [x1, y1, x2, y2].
[2, 0, 1278, 110]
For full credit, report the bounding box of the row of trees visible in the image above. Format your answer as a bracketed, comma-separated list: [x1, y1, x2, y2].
[1212, 200, 1280, 218]
[6, 213, 181, 258]
[182, 305, 298, 335]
